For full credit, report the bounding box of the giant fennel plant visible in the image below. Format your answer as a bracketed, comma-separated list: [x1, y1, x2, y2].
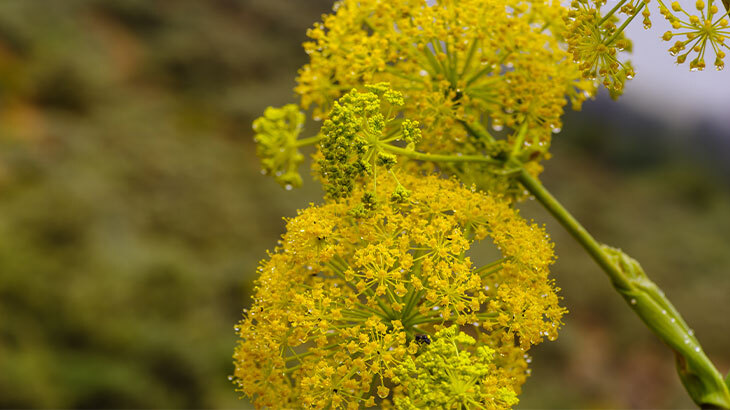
[236, 0, 730, 408]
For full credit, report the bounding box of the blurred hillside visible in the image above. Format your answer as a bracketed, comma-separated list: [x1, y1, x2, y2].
[517, 100, 730, 409]
[0, 0, 330, 407]
[0, 0, 728, 409]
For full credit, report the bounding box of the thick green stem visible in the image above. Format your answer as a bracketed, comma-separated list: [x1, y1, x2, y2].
[517, 169, 629, 289]
[518, 168, 730, 409]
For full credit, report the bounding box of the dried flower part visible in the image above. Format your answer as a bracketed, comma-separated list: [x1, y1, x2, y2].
[659, 0, 729, 71]
[296, 0, 593, 160]
[232, 172, 565, 408]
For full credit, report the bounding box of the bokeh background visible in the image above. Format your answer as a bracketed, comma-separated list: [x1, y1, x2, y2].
[0, 0, 728, 408]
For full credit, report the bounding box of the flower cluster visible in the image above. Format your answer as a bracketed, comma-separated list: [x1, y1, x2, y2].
[315, 84, 547, 207]
[565, 0, 641, 96]
[232, 172, 565, 408]
[392, 326, 520, 409]
[566, 0, 730, 90]
[252, 104, 307, 189]
[296, 0, 593, 163]
[658, 0, 730, 71]
[318, 84, 415, 200]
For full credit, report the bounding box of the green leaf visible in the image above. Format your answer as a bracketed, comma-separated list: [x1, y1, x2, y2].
[726, 371, 730, 389]
[724, 0, 730, 14]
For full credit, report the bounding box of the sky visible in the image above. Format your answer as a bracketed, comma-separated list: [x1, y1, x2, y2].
[608, 1, 730, 132]
[422, 0, 729, 132]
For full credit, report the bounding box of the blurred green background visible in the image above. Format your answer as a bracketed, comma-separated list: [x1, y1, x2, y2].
[0, 1, 727, 408]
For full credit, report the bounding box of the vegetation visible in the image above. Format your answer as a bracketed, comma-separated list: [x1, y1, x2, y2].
[0, 0, 728, 408]
[239, 0, 730, 408]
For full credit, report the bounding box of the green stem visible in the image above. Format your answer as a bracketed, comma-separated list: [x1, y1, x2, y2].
[598, 0, 629, 26]
[518, 168, 730, 409]
[409, 315, 445, 326]
[294, 135, 322, 147]
[605, 1, 645, 46]
[473, 257, 509, 276]
[517, 169, 629, 288]
[459, 40, 479, 78]
[510, 123, 529, 157]
[460, 120, 495, 144]
[382, 144, 499, 165]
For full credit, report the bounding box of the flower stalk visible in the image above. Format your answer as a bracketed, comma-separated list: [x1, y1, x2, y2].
[517, 168, 730, 409]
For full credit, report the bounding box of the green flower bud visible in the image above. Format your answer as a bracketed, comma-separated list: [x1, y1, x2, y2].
[252, 104, 306, 189]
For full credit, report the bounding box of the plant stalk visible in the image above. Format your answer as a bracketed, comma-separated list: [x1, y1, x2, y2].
[518, 168, 730, 409]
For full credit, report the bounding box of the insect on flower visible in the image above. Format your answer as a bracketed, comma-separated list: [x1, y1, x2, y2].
[414, 334, 431, 345]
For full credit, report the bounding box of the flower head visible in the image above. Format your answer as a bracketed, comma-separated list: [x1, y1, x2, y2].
[392, 326, 520, 409]
[565, 0, 639, 96]
[318, 84, 410, 199]
[232, 172, 565, 408]
[297, 0, 593, 162]
[252, 104, 307, 189]
[659, 0, 730, 71]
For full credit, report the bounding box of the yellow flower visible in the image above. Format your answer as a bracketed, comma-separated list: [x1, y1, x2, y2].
[296, 0, 592, 165]
[392, 326, 520, 409]
[565, 0, 640, 96]
[315, 85, 558, 206]
[658, 0, 730, 71]
[232, 172, 565, 408]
